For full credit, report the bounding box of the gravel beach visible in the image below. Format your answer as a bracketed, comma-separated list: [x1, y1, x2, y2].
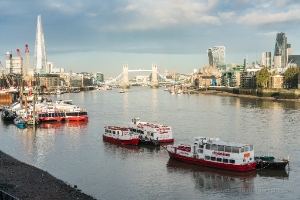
[0, 150, 96, 200]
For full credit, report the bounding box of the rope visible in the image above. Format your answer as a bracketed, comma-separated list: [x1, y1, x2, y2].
[255, 160, 272, 171]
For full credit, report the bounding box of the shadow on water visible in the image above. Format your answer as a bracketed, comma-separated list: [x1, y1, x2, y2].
[166, 158, 289, 192]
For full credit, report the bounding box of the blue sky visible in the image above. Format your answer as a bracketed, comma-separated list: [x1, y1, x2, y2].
[1, 0, 300, 77]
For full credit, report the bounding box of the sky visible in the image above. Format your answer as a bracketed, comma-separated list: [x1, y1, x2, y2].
[1, 0, 300, 78]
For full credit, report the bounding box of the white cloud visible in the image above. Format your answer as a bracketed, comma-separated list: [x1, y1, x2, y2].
[256, 32, 278, 36]
[218, 12, 235, 21]
[113, 0, 221, 31]
[236, 9, 300, 25]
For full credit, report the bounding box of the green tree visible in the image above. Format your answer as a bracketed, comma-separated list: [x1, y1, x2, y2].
[256, 67, 270, 88]
[284, 67, 300, 88]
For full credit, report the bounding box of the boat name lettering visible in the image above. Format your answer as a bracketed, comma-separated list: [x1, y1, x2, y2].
[156, 127, 170, 131]
[212, 151, 230, 157]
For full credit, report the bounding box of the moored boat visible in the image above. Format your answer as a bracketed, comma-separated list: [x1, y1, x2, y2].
[255, 156, 289, 170]
[164, 136, 257, 172]
[103, 126, 140, 145]
[14, 117, 28, 129]
[128, 117, 174, 143]
[64, 106, 88, 121]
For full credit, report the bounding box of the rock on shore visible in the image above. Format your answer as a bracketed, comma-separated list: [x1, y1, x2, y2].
[0, 150, 96, 200]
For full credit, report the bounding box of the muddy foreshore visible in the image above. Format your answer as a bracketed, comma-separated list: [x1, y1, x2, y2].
[0, 150, 96, 200]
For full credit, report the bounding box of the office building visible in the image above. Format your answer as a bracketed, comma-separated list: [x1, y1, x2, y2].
[261, 52, 271, 67]
[274, 32, 287, 68]
[34, 15, 47, 74]
[207, 46, 225, 68]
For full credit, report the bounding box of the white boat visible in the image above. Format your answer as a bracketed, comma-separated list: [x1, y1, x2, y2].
[119, 89, 125, 93]
[164, 137, 257, 172]
[128, 117, 174, 143]
[103, 126, 140, 145]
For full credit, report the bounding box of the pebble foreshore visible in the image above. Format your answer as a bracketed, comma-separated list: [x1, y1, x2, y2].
[0, 150, 96, 200]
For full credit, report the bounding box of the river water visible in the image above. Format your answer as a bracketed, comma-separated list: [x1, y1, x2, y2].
[0, 87, 299, 199]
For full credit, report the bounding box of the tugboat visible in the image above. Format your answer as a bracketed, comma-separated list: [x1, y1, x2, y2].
[128, 117, 174, 143]
[103, 126, 140, 145]
[255, 156, 289, 170]
[164, 136, 257, 172]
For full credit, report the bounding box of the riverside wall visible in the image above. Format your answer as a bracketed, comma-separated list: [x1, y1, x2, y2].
[208, 87, 300, 100]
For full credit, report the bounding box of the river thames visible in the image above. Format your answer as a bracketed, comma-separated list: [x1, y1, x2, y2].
[0, 87, 299, 199]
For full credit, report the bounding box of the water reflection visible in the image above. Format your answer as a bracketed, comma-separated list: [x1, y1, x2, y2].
[166, 158, 256, 193]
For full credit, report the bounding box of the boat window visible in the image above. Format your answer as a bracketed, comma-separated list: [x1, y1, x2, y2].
[197, 149, 203, 153]
[199, 144, 204, 148]
[229, 159, 235, 164]
[249, 158, 252, 160]
[218, 145, 225, 151]
[151, 132, 153, 137]
[232, 147, 239, 153]
[211, 157, 216, 161]
[211, 144, 218, 151]
[223, 159, 228, 163]
[241, 148, 244, 153]
[245, 146, 250, 152]
[225, 146, 231, 153]
[250, 145, 253, 151]
[113, 131, 115, 134]
[205, 156, 210, 160]
[217, 158, 222, 162]
[206, 144, 210, 150]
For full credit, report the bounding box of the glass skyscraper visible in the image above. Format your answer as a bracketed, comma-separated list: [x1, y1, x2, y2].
[207, 46, 225, 68]
[274, 32, 287, 68]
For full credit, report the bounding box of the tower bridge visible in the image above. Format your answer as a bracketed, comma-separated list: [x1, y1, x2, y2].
[104, 62, 188, 88]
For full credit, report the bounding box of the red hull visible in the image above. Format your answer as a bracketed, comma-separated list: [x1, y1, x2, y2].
[39, 117, 64, 122]
[65, 116, 88, 121]
[103, 135, 139, 146]
[167, 151, 256, 172]
[159, 138, 174, 143]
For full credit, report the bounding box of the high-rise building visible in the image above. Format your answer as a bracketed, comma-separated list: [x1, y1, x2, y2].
[207, 46, 225, 68]
[274, 32, 287, 68]
[4, 51, 23, 74]
[34, 15, 47, 74]
[261, 52, 272, 67]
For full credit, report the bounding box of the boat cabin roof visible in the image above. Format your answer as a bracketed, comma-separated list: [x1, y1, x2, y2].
[194, 136, 252, 148]
[105, 126, 129, 131]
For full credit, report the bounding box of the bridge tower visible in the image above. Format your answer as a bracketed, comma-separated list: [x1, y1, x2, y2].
[122, 62, 130, 89]
[150, 63, 159, 88]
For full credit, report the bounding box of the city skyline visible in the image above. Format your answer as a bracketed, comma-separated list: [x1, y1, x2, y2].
[1, 1, 300, 77]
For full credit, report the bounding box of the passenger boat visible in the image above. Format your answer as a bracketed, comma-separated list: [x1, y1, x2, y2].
[255, 156, 289, 170]
[103, 126, 140, 145]
[164, 136, 257, 172]
[37, 103, 64, 122]
[14, 117, 27, 129]
[64, 106, 88, 121]
[128, 117, 174, 143]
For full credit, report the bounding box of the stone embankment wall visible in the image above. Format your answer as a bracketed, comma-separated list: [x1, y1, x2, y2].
[208, 87, 300, 100]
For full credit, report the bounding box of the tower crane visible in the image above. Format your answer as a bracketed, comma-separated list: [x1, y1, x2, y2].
[16, 48, 24, 75]
[25, 44, 30, 75]
[24, 44, 32, 86]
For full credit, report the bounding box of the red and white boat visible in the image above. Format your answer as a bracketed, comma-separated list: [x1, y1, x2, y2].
[37, 103, 64, 122]
[128, 117, 174, 143]
[64, 106, 88, 121]
[103, 126, 140, 145]
[165, 137, 257, 172]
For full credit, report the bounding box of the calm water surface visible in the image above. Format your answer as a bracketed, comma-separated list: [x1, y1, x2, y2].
[1, 87, 300, 199]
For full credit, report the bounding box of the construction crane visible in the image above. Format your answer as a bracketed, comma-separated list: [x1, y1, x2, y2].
[25, 44, 30, 75]
[0, 61, 10, 88]
[24, 44, 33, 86]
[16, 48, 24, 75]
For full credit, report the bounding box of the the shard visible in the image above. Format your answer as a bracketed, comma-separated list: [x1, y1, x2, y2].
[34, 15, 47, 74]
